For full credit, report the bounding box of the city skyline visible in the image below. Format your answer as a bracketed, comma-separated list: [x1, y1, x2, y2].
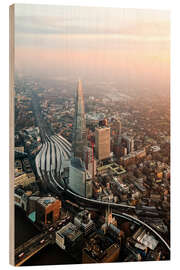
[13, 76, 170, 265]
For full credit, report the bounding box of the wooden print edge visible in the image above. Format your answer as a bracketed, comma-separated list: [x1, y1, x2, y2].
[9, 3, 15, 266]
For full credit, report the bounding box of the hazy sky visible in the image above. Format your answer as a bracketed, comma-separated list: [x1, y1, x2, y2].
[15, 4, 170, 94]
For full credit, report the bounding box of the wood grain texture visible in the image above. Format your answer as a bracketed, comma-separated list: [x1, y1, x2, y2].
[9, 4, 15, 266]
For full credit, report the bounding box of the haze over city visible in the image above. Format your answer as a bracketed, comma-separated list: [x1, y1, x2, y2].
[15, 5, 170, 96]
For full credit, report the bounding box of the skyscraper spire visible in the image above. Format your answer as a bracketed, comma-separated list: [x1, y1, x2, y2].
[72, 79, 87, 159]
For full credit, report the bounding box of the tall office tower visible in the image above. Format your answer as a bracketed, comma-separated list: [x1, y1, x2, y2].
[69, 157, 92, 198]
[120, 135, 134, 155]
[123, 136, 134, 154]
[72, 80, 87, 160]
[95, 127, 110, 160]
[69, 157, 86, 196]
[111, 119, 121, 138]
[111, 119, 122, 158]
[83, 145, 96, 178]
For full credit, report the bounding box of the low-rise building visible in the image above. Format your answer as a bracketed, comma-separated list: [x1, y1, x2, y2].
[74, 210, 95, 236]
[82, 232, 120, 263]
[120, 149, 146, 166]
[14, 172, 36, 188]
[150, 193, 161, 202]
[132, 227, 159, 250]
[97, 163, 126, 177]
[36, 197, 61, 225]
[56, 222, 83, 251]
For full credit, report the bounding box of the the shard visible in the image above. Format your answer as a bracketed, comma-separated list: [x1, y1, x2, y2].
[71, 80, 87, 159]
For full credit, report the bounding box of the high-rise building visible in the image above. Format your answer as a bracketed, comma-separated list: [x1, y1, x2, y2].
[111, 119, 122, 156]
[69, 158, 86, 196]
[69, 81, 94, 197]
[69, 157, 92, 198]
[95, 127, 110, 160]
[83, 145, 96, 178]
[85, 178, 93, 198]
[72, 80, 87, 160]
[111, 119, 121, 138]
[123, 136, 134, 154]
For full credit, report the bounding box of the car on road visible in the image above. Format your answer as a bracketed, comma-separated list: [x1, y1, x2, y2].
[18, 252, 24, 259]
[48, 227, 54, 232]
[66, 216, 71, 222]
[58, 221, 63, 226]
[40, 239, 45, 244]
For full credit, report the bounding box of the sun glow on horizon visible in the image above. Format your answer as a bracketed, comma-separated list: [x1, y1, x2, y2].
[15, 5, 170, 95]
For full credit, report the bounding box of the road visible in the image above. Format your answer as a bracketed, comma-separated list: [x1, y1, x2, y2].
[15, 232, 51, 266]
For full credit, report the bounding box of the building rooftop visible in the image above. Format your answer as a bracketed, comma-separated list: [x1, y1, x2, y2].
[133, 227, 159, 250]
[97, 163, 126, 175]
[15, 188, 25, 196]
[75, 210, 93, 225]
[37, 197, 56, 207]
[151, 145, 161, 152]
[84, 232, 116, 261]
[57, 222, 82, 242]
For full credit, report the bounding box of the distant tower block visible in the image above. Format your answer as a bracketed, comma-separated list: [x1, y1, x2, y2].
[95, 127, 110, 160]
[112, 119, 122, 137]
[72, 80, 87, 160]
[121, 135, 134, 154]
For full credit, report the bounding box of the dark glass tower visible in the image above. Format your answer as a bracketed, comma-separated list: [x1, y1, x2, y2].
[72, 80, 87, 159]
